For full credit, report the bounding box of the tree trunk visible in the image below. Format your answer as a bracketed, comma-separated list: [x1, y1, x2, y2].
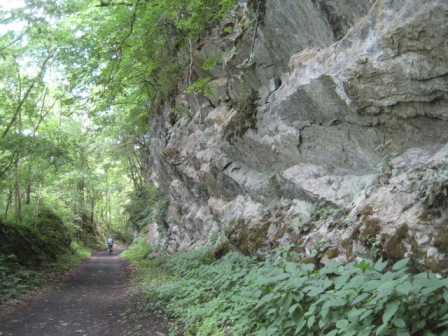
[4, 184, 13, 221]
[14, 159, 22, 224]
[34, 182, 42, 229]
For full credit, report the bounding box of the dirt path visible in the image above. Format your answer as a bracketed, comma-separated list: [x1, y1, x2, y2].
[0, 249, 170, 336]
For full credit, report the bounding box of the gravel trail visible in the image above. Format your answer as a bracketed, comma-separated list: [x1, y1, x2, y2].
[0, 249, 169, 336]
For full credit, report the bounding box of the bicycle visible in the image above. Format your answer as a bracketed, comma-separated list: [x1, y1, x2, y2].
[107, 237, 114, 255]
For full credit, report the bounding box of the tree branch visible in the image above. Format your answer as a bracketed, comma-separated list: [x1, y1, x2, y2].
[0, 151, 17, 178]
[2, 53, 54, 138]
[0, 29, 29, 53]
[102, 0, 140, 93]
[96, 0, 132, 7]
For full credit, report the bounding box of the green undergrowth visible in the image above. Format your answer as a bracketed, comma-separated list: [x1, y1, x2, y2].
[124, 243, 448, 336]
[0, 210, 72, 267]
[121, 236, 154, 264]
[49, 240, 91, 271]
[0, 209, 91, 303]
[0, 240, 90, 303]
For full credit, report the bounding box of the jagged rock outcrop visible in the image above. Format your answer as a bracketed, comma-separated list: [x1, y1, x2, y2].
[146, 0, 448, 273]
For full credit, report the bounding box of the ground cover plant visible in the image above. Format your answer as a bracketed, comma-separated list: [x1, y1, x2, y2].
[124, 243, 448, 336]
[0, 240, 90, 303]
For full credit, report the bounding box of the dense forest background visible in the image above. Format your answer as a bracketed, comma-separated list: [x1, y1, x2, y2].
[0, 0, 235, 243]
[0, 0, 238, 299]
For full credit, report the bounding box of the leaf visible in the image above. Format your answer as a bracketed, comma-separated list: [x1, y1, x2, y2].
[336, 319, 349, 329]
[383, 300, 400, 324]
[352, 293, 369, 305]
[288, 303, 300, 315]
[392, 258, 409, 271]
[288, 303, 303, 323]
[420, 280, 445, 295]
[360, 308, 373, 322]
[319, 318, 327, 329]
[349, 274, 366, 289]
[437, 319, 448, 328]
[440, 313, 448, 322]
[392, 317, 406, 328]
[374, 259, 388, 272]
[375, 281, 395, 299]
[254, 293, 274, 310]
[355, 260, 373, 271]
[364, 279, 381, 292]
[320, 303, 330, 319]
[396, 281, 412, 296]
[376, 323, 388, 336]
[307, 315, 315, 328]
[334, 275, 349, 290]
[328, 295, 346, 308]
[307, 286, 325, 297]
[348, 307, 366, 319]
[295, 318, 306, 334]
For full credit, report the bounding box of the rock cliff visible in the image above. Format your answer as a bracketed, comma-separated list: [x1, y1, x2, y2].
[145, 0, 448, 273]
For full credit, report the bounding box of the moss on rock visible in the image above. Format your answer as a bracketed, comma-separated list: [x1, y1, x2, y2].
[434, 225, 448, 253]
[211, 240, 232, 259]
[382, 234, 406, 262]
[225, 89, 259, 144]
[396, 223, 409, 239]
[324, 246, 339, 259]
[225, 218, 271, 256]
[359, 218, 380, 247]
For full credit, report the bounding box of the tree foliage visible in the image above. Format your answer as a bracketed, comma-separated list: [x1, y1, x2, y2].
[0, 0, 239, 250]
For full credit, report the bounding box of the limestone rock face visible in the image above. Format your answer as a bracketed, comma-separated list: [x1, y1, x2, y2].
[145, 0, 448, 272]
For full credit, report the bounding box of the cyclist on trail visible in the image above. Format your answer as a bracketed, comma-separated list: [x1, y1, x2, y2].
[107, 237, 114, 254]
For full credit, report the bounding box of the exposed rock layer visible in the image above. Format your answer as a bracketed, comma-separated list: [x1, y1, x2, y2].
[146, 0, 448, 272]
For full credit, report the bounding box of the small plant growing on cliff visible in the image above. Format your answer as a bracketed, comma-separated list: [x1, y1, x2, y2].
[297, 202, 350, 235]
[184, 77, 213, 96]
[202, 50, 237, 70]
[413, 159, 448, 209]
[162, 146, 177, 159]
[125, 184, 170, 231]
[226, 89, 260, 144]
[373, 139, 397, 184]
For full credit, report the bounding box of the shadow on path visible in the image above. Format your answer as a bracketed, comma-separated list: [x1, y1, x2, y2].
[0, 249, 169, 336]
